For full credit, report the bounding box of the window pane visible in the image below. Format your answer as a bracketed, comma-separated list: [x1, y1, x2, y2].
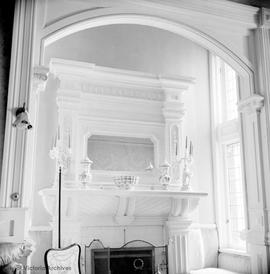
[224, 63, 238, 121]
[225, 142, 246, 249]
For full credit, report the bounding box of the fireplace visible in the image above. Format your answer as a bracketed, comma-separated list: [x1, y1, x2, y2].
[92, 247, 154, 274]
[85, 240, 168, 274]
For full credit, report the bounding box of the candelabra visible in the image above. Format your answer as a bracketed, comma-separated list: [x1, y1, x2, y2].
[49, 130, 72, 187]
[49, 129, 72, 248]
[179, 154, 193, 191]
[179, 137, 193, 191]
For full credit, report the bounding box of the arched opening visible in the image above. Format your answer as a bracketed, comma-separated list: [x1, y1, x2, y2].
[7, 6, 262, 274]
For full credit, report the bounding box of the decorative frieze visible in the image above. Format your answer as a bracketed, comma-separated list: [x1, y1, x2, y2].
[59, 81, 164, 101]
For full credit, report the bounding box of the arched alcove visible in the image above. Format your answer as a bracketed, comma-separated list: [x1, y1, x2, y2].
[3, 2, 268, 273]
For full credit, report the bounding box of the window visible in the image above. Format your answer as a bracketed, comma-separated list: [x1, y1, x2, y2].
[224, 142, 245, 249]
[211, 56, 247, 251]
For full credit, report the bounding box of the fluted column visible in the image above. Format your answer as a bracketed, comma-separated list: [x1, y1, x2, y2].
[166, 219, 192, 274]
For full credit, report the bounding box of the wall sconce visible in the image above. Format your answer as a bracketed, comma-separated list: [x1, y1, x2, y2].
[13, 103, 32, 130]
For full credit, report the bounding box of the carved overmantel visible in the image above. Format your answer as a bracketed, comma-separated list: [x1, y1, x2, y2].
[43, 59, 205, 273]
[48, 58, 195, 189]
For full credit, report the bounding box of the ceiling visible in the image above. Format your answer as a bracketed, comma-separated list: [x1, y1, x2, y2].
[226, 0, 270, 8]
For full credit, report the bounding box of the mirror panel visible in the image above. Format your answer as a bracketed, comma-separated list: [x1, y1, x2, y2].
[87, 135, 154, 172]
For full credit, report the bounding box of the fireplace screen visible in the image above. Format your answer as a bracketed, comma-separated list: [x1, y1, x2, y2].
[92, 247, 154, 274]
[87, 242, 168, 274]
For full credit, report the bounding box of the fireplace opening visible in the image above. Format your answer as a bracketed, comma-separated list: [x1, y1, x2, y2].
[92, 247, 154, 274]
[85, 240, 168, 274]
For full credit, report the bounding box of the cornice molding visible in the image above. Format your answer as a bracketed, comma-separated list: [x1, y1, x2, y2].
[50, 58, 194, 102]
[238, 94, 264, 114]
[127, 0, 258, 28]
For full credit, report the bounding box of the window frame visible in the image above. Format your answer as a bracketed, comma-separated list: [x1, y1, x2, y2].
[209, 53, 248, 252]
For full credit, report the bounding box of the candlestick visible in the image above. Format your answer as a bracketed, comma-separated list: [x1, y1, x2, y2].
[185, 136, 188, 158]
[57, 125, 60, 140]
[54, 134, 57, 147]
[68, 132, 71, 149]
[51, 136, 54, 149]
[189, 141, 192, 156]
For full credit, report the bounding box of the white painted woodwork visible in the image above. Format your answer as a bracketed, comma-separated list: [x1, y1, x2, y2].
[1, 0, 270, 273]
[40, 186, 207, 273]
[0, 208, 28, 242]
[48, 58, 194, 189]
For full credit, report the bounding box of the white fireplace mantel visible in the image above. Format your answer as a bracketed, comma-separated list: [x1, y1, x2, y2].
[39, 186, 207, 273]
[39, 187, 207, 225]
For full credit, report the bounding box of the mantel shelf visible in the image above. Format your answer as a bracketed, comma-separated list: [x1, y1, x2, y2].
[39, 187, 208, 225]
[40, 187, 208, 199]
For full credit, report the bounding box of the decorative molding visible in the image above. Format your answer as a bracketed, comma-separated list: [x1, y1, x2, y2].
[41, 2, 258, 51]
[39, 187, 207, 220]
[86, 85, 164, 101]
[115, 197, 136, 225]
[166, 218, 193, 274]
[0, 208, 28, 242]
[0, 0, 36, 208]
[60, 82, 164, 101]
[33, 66, 49, 82]
[51, 58, 194, 102]
[238, 94, 264, 115]
[259, 8, 270, 28]
[32, 66, 49, 93]
[130, 0, 258, 27]
[170, 197, 199, 218]
[41, 13, 255, 76]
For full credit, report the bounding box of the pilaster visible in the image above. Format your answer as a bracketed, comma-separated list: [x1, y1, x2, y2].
[246, 7, 270, 274]
[166, 219, 192, 274]
[0, 0, 36, 208]
[238, 94, 268, 274]
[160, 77, 194, 186]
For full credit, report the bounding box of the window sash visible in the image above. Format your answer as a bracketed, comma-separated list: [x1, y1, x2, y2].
[223, 141, 246, 250]
[210, 54, 248, 251]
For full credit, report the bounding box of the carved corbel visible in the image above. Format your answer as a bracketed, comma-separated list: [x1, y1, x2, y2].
[238, 94, 264, 116]
[114, 197, 136, 225]
[170, 197, 199, 218]
[32, 66, 49, 93]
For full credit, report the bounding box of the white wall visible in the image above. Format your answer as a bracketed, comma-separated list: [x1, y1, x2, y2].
[33, 24, 213, 225]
